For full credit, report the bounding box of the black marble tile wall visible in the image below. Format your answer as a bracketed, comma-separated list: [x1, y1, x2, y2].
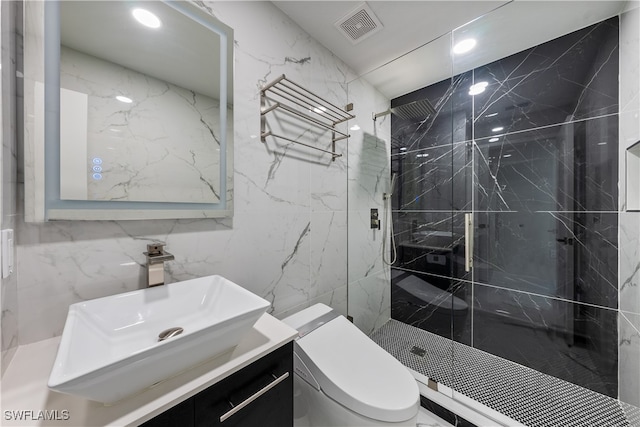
[389, 16, 620, 398]
[473, 212, 618, 308]
[472, 17, 619, 138]
[474, 115, 618, 212]
[464, 283, 618, 398]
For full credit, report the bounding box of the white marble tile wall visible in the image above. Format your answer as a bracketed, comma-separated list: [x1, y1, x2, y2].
[346, 75, 391, 334]
[619, 4, 640, 409]
[59, 46, 222, 204]
[619, 312, 640, 408]
[1, 0, 19, 376]
[14, 0, 381, 345]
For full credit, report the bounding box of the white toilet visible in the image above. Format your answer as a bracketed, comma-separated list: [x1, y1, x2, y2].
[282, 303, 419, 427]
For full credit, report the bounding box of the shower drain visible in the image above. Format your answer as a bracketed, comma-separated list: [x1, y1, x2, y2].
[410, 346, 427, 357]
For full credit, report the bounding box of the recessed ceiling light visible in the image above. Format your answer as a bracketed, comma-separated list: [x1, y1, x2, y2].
[489, 137, 499, 143]
[468, 81, 488, 96]
[485, 112, 498, 118]
[116, 95, 133, 104]
[503, 154, 512, 158]
[491, 126, 504, 133]
[400, 147, 408, 151]
[132, 8, 161, 29]
[453, 38, 477, 55]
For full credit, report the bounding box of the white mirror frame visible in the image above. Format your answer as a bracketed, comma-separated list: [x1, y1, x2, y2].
[24, 0, 233, 221]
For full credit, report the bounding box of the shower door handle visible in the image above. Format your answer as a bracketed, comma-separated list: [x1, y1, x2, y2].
[464, 213, 473, 272]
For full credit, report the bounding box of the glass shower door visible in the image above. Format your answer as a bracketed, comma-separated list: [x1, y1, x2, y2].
[451, 3, 621, 421]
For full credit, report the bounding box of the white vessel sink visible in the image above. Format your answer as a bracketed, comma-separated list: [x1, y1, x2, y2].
[48, 275, 270, 403]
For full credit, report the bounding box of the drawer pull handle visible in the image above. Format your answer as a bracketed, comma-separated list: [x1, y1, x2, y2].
[220, 372, 290, 422]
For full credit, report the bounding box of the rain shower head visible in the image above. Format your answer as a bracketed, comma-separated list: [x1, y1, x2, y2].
[391, 98, 436, 120]
[373, 98, 436, 121]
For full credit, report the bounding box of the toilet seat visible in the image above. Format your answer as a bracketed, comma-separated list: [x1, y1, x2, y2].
[294, 315, 419, 423]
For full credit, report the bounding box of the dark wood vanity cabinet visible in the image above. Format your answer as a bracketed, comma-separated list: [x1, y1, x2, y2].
[140, 342, 293, 427]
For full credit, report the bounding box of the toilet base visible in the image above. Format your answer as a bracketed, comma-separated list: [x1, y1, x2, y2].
[293, 374, 418, 427]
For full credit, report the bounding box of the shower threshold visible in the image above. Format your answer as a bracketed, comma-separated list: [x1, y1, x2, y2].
[370, 320, 640, 427]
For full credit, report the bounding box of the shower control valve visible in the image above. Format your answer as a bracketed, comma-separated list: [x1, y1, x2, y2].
[370, 208, 380, 230]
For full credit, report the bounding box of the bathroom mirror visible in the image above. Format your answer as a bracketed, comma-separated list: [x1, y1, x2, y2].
[24, 0, 233, 221]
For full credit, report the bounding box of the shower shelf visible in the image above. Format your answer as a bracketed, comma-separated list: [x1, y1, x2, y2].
[260, 74, 355, 161]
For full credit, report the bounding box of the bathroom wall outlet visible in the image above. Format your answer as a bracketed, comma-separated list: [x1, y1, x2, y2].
[1, 229, 14, 278]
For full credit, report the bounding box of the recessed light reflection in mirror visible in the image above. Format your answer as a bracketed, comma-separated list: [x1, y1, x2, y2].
[453, 38, 476, 55]
[132, 8, 161, 29]
[489, 137, 499, 143]
[491, 126, 504, 132]
[468, 81, 488, 96]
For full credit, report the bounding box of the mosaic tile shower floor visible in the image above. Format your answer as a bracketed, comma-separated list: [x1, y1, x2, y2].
[370, 320, 640, 427]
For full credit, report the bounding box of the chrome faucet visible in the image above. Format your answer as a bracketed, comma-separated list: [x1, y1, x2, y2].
[144, 243, 174, 287]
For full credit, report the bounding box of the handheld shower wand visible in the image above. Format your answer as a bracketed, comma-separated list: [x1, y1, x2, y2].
[382, 173, 397, 266]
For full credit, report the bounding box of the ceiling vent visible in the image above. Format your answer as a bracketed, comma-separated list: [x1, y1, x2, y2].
[334, 3, 383, 45]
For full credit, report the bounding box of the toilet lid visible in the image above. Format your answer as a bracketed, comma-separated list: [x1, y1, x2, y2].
[295, 316, 419, 423]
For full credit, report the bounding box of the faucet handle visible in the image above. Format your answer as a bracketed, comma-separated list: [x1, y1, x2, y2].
[146, 243, 166, 256]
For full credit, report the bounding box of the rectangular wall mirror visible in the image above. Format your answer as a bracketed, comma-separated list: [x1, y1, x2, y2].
[24, 0, 234, 221]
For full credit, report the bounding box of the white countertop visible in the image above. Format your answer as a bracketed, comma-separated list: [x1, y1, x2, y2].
[0, 313, 297, 427]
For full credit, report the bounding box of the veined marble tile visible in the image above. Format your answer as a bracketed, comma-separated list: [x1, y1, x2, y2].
[470, 283, 618, 398]
[347, 208, 388, 282]
[346, 75, 391, 335]
[346, 76, 391, 212]
[392, 141, 471, 212]
[348, 267, 391, 336]
[391, 72, 472, 149]
[273, 285, 348, 321]
[473, 17, 618, 139]
[620, 7, 640, 212]
[1, 0, 19, 375]
[310, 211, 348, 298]
[473, 212, 618, 309]
[619, 311, 640, 408]
[22, 0, 45, 222]
[620, 212, 640, 315]
[620, 7, 640, 117]
[474, 115, 618, 212]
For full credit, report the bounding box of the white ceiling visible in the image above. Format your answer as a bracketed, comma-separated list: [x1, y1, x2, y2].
[273, 0, 630, 99]
[60, 1, 226, 100]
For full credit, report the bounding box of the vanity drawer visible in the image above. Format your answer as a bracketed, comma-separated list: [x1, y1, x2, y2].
[194, 342, 293, 427]
[140, 398, 195, 427]
[139, 342, 293, 427]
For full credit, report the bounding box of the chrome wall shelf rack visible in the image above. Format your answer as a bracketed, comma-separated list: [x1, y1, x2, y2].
[260, 74, 355, 160]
